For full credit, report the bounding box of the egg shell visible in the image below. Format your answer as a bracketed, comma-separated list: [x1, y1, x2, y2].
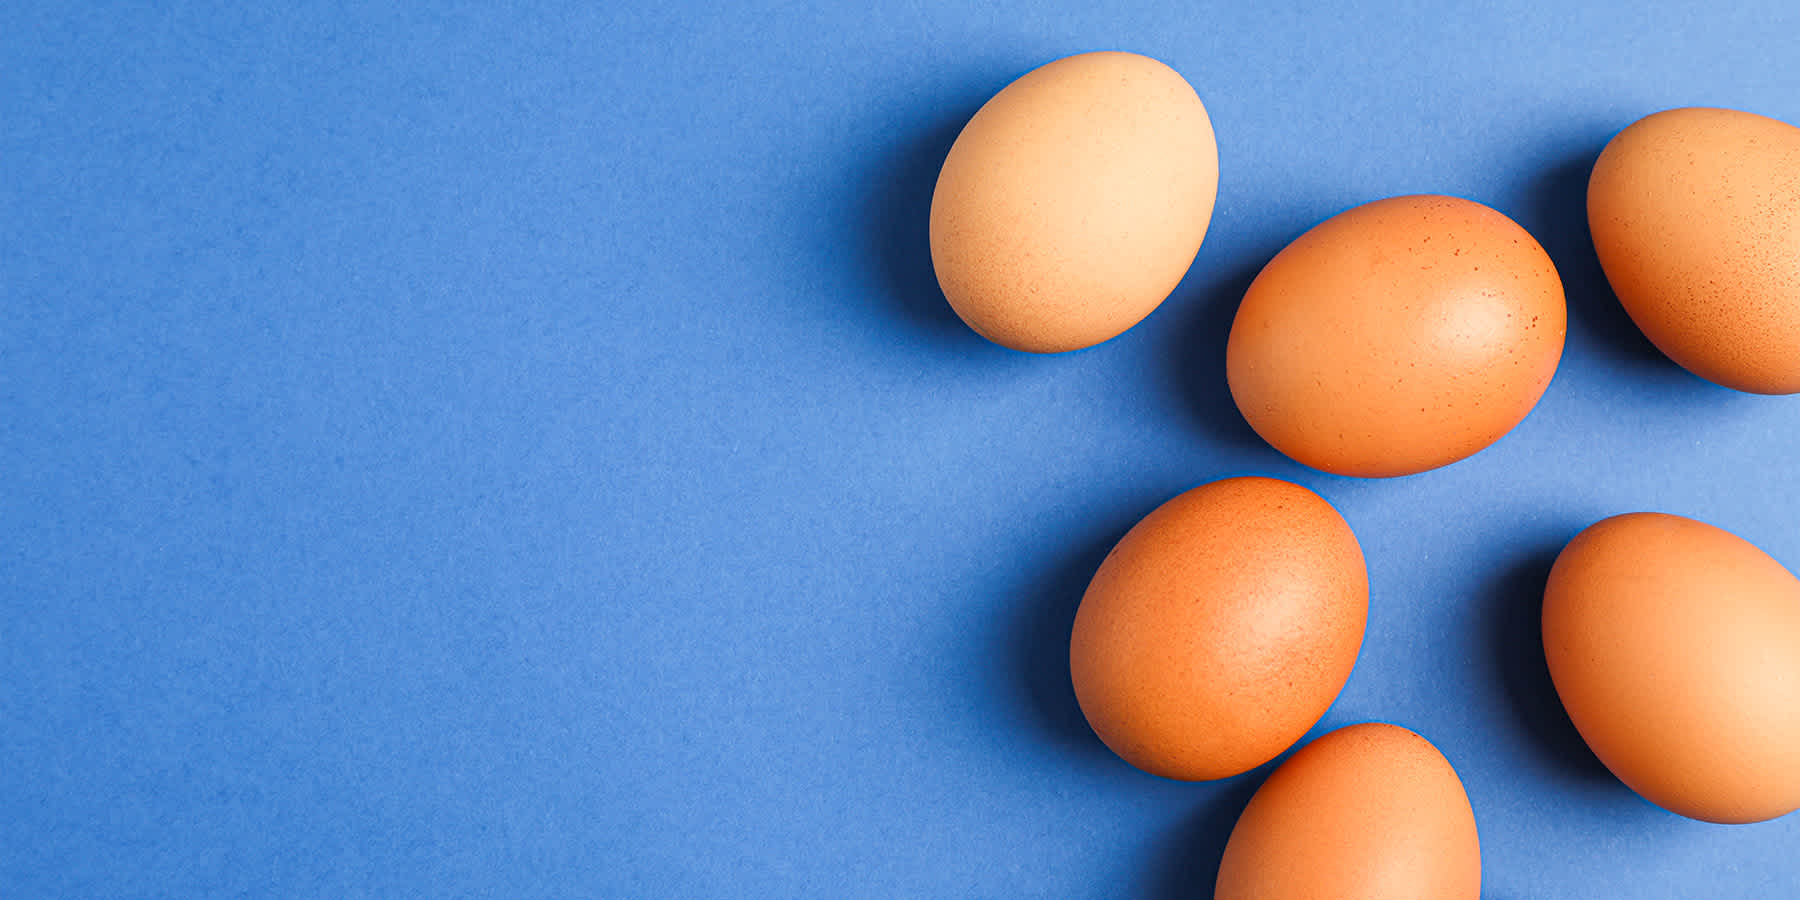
[1215, 723, 1481, 900]
[1069, 476, 1366, 781]
[1226, 194, 1566, 478]
[929, 51, 1218, 353]
[1587, 107, 1800, 394]
[1543, 512, 1800, 824]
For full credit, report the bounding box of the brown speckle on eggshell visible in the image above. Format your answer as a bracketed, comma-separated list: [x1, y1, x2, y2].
[1226, 194, 1566, 478]
[1215, 722, 1481, 900]
[1587, 106, 1800, 394]
[1069, 476, 1366, 781]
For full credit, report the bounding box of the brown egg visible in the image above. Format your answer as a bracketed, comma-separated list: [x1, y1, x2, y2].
[1069, 477, 1366, 781]
[929, 52, 1218, 353]
[1588, 108, 1800, 394]
[1543, 512, 1800, 824]
[1226, 195, 1566, 478]
[1215, 723, 1481, 900]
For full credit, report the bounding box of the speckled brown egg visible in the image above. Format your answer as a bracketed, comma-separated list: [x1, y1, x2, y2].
[1543, 512, 1800, 824]
[1069, 477, 1367, 781]
[1588, 108, 1800, 394]
[1226, 195, 1566, 478]
[1215, 723, 1481, 900]
[929, 51, 1218, 353]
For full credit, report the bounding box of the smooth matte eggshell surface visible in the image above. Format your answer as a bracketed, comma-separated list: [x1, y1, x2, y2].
[1069, 477, 1366, 781]
[1543, 512, 1800, 824]
[1215, 723, 1481, 900]
[1588, 107, 1800, 394]
[1227, 194, 1566, 477]
[930, 51, 1218, 353]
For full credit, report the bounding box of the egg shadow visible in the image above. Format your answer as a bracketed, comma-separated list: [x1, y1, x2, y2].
[861, 104, 989, 344]
[1139, 774, 1264, 900]
[1008, 509, 1149, 756]
[1162, 252, 1283, 453]
[1516, 150, 1674, 370]
[1481, 546, 1613, 780]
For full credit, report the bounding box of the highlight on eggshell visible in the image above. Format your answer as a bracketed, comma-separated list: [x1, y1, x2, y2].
[1226, 194, 1566, 478]
[1069, 476, 1366, 781]
[1543, 512, 1800, 824]
[1215, 722, 1481, 900]
[1588, 107, 1800, 394]
[929, 51, 1218, 353]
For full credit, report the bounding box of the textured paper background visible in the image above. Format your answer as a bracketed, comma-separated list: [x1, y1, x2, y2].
[4, 1, 1798, 896]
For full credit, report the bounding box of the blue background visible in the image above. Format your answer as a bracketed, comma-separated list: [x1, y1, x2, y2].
[5, 1, 1798, 897]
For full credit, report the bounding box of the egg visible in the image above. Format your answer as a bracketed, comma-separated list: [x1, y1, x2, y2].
[1226, 195, 1566, 478]
[1588, 107, 1800, 394]
[1543, 512, 1800, 824]
[1215, 723, 1481, 900]
[1069, 477, 1366, 781]
[929, 52, 1218, 353]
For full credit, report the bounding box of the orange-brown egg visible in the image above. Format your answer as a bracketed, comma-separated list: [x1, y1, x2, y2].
[1215, 723, 1481, 900]
[1588, 107, 1800, 394]
[930, 52, 1218, 353]
[1069, 477, 1366, 781]
[1543, 512, 1800, 824]
[1226, 195, 1566, 478]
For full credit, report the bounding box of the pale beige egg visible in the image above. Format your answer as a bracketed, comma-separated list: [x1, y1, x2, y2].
[930, 51, 1218, 352]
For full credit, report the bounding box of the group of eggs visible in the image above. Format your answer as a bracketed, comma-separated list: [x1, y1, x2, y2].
[929, 50, 1800, 896]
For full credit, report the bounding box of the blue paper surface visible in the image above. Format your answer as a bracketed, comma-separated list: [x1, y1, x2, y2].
[4, 1, 1799, 896]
